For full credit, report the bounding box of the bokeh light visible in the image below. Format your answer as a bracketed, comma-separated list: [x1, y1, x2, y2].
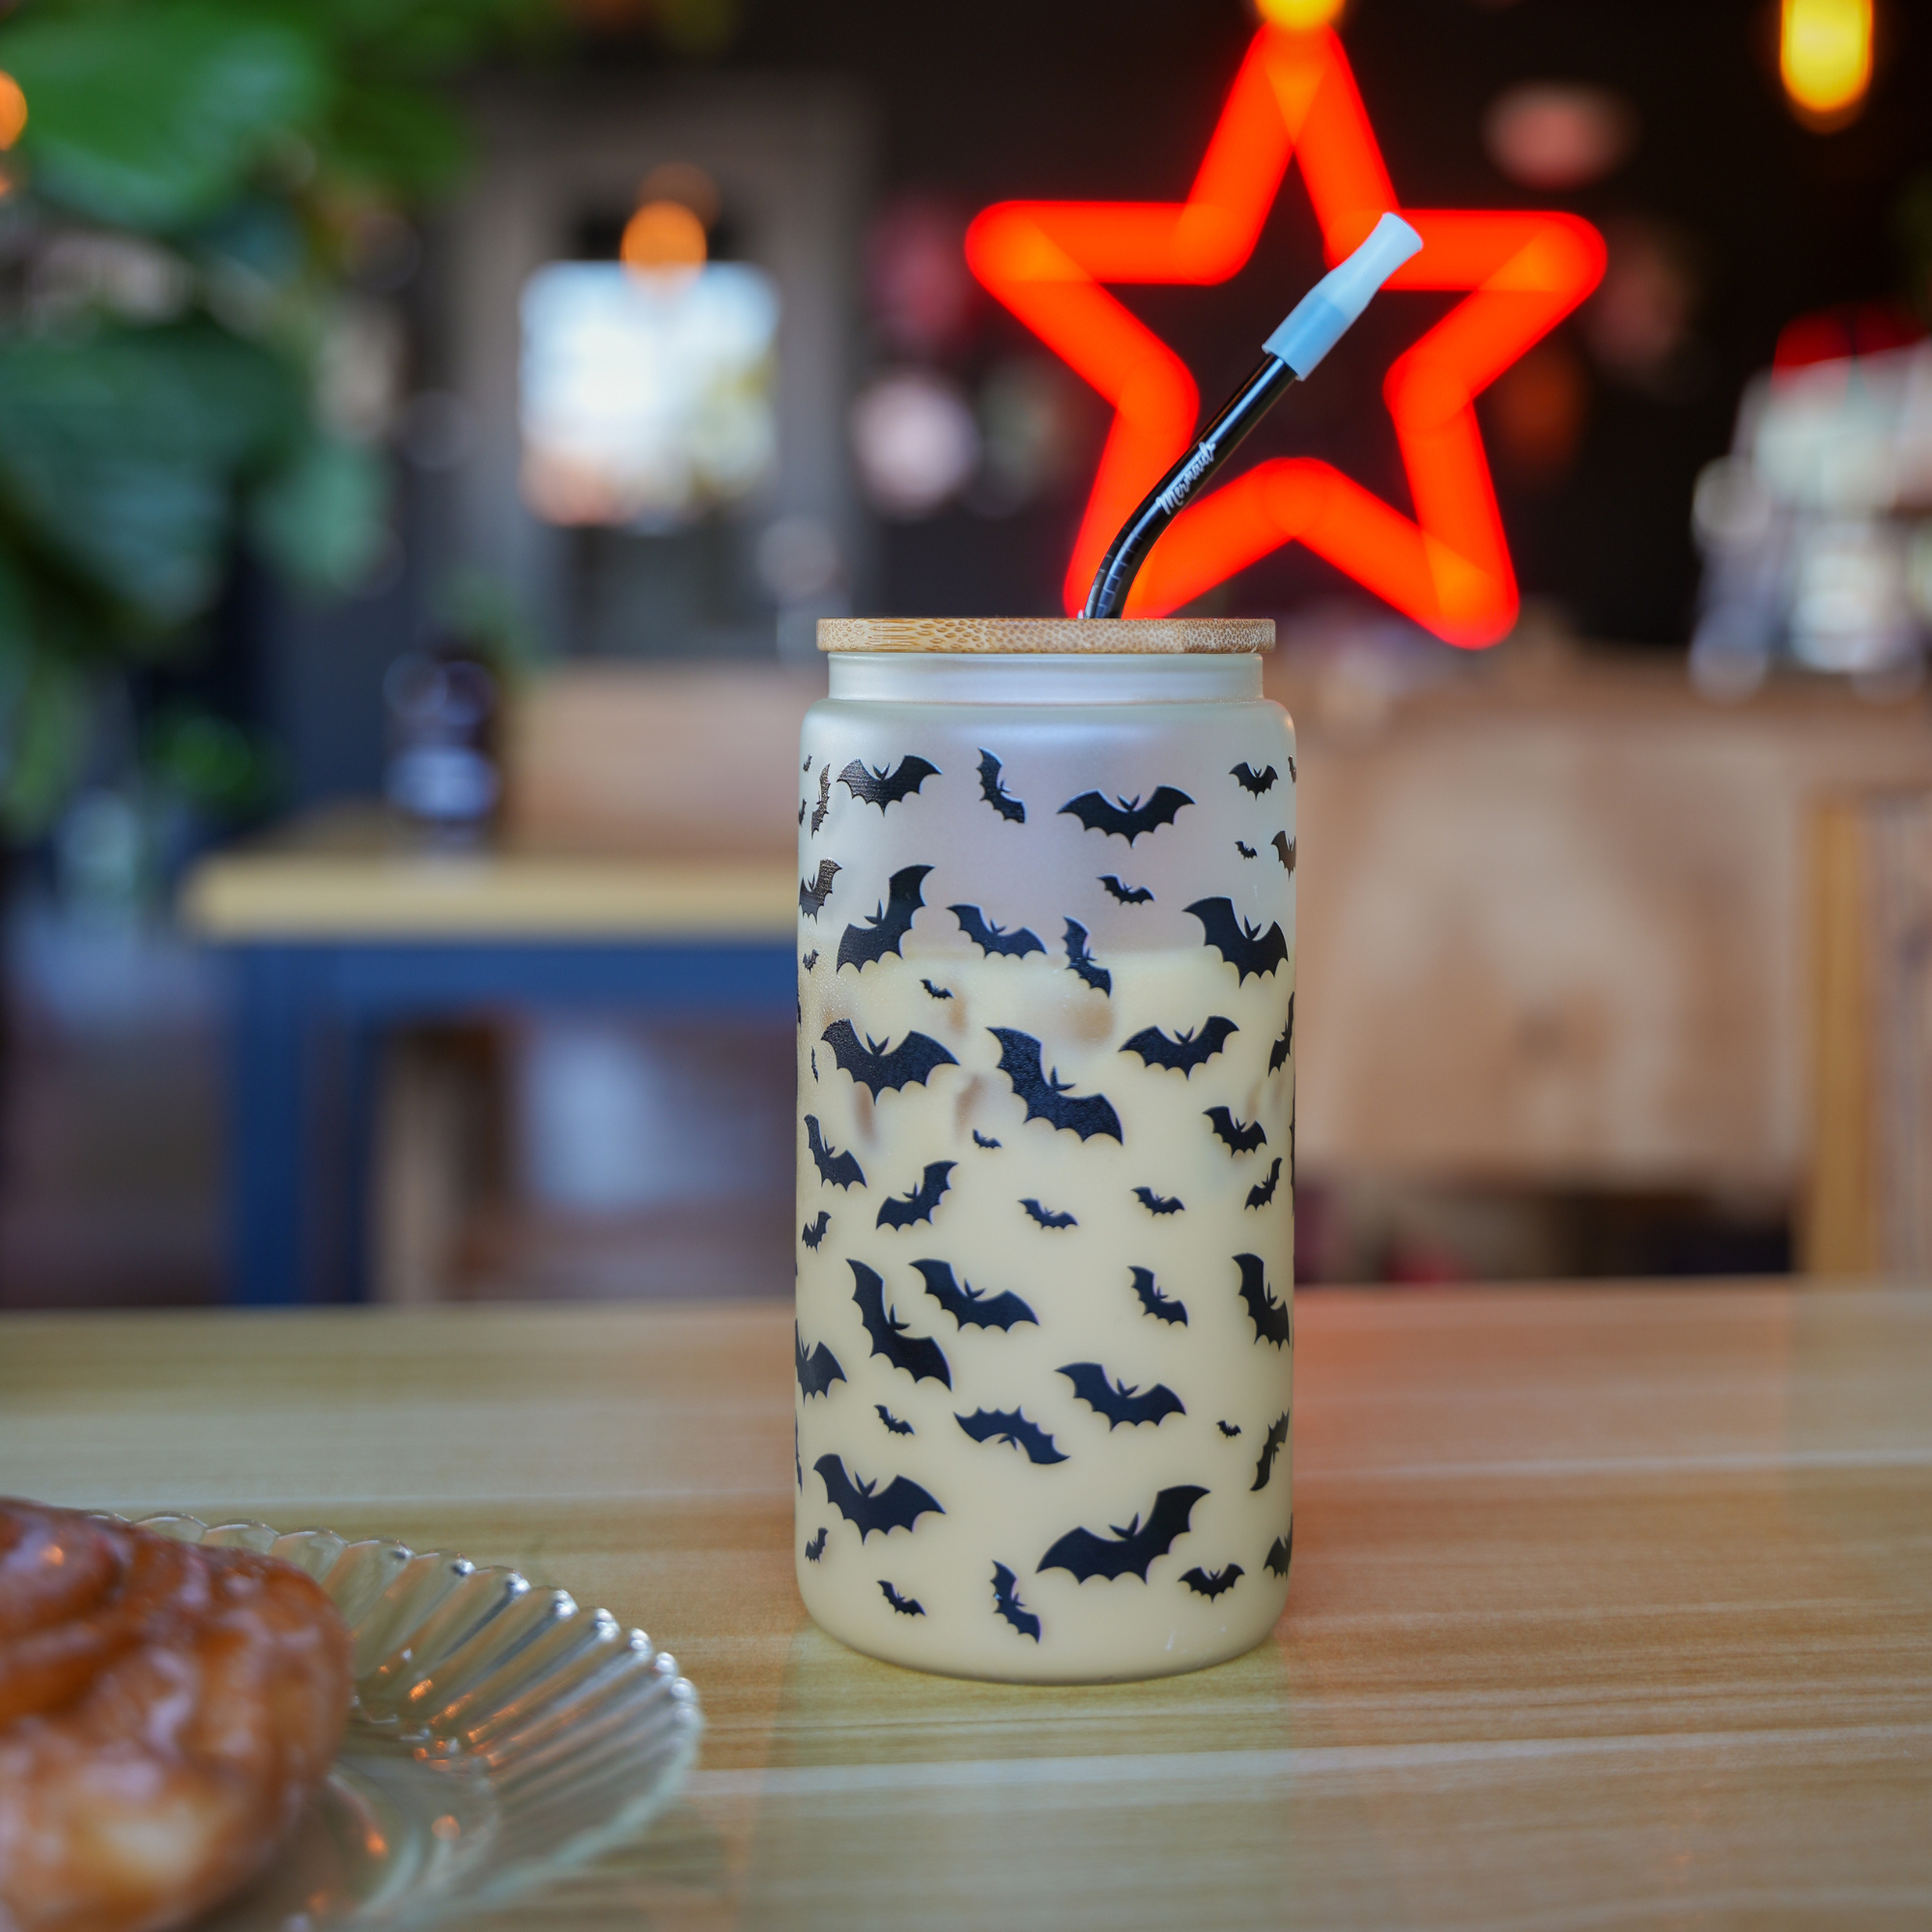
[0, 71, 26, 150]
[621, 199, 707, 275]
[1483, 84, 1635, 190]
[1252, 0, 1347, 28]
[1779, 0, 1872, 127]
[850, 370, 980, 519]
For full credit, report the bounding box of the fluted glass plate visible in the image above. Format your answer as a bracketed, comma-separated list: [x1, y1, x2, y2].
[125, 1513, 704, 1930]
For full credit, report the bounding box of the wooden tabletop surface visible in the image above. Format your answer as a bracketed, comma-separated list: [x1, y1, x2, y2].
[3, 1283, 1928, 1930]
[179, 807, 796, 940]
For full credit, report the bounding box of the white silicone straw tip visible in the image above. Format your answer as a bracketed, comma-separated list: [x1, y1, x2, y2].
[1263, 213, 1424, 378]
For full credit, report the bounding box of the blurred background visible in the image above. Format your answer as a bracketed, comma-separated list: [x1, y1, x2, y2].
[0, 0, 1927, 1310]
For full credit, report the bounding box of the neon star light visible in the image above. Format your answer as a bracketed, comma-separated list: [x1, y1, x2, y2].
[965, 23, 1605, 643]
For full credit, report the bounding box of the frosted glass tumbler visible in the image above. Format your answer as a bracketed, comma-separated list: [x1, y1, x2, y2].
[794, 617, 1295, 1681]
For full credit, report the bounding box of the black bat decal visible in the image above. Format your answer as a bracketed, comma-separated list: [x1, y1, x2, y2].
[1133, 1186, 1184, 1215]
[1037, 1485, 1208, 1583]
[802, 949, 820, 972]
[1269, 997, 1294, 1074]
[991, 1562, 1040, 1641]
[852, 1261, 952, 1387]
[913, 1259, 1037, 1331]
[1186, 897, 1290, 983]
[805, 1526, 828, 1562]
[1250, 1410, 1290, 1491]
[804, 754, 812, 773]
[799, 859, 841, 918]
[1236, 1253, 1293, 1349]
[875, 1404, 915, 1436]
[922, 978, 953, 1000]
[1021, 1198, 1077, 1228]
[839, 754, 939, 810]
[810, 1047, 818, 1082]
[810, 763, 832, 834]
[1245, 1157, 1284, 1209]
[1059, 1362, 1186, 1429]
[989, 1028, 1122, 1143]
[804, 1115, 866, 1190]
[1121, 1016, 1237, 1075]
[1099, 874, 1154, 905]
[1288, 755, 1297, 782]
[876, 1161, 955, 1230]
[1236, 839, 1258, 859]
[973, 1130, 1002, 1149]
[821, 1021, 958, 1099]
[1217, 1420, 1242, 1438]
[1231, 761, 1279, 796]
[838, 864, 931, 971]
[1129, 1266, 1187, 1326]
[1272, 831, 1296, 873]
[796, 1417, 802, 1489]
[1180, 1564, 1244, 1600]
[1264, 1521, 1294, 1577]
[802, 1210, 831, 1250]
[798, 798, 806, 826]
[794, 1323, 846, 1399]
[951, 903, 1045, 959]
[977, 749, 1026, 823]
[1207, 1106, 1267, 1154]
[814, 1453, 945, 1539]
[1062, 920, 1111, 994]
[879, 1578, 924, 1616]
[1060, 785, 1194, 844]
[955, 1407, 1067, 1464]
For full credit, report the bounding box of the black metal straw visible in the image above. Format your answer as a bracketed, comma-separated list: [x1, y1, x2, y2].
[1081, 355, 1297, 620]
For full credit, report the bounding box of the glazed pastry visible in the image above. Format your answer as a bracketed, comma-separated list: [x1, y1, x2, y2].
[0, 1500, 353, 1932]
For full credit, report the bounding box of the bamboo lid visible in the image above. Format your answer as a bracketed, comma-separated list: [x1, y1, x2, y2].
[817, 617, 1274, 655]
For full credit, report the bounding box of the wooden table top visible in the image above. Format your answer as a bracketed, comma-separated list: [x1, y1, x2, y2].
[179, 807, 795, 941]
[3, 1283, 1927, 1930]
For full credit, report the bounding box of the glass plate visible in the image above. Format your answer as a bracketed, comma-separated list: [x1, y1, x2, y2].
[121, 1512, 704, 1931]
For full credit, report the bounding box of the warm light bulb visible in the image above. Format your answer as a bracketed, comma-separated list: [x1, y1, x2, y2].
[620, 199, 707, 274]
[1780, 0, 1872, 126]
[1254, 0, 1347, 28]
[0, 72, 26, 150]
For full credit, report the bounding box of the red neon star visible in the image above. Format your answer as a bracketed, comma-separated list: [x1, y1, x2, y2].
[965, 24, 1605, 644]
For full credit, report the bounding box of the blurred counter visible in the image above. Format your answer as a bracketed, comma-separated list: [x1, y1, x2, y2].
[1270, 645, 1932, 1195]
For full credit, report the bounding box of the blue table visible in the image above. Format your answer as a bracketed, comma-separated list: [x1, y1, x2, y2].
[185, 830, 796, 1304]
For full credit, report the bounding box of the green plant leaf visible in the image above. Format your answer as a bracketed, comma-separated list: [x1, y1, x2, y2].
[327, 79, 470, 199]
[144, 703, 285, 816]
[437, 566, 543, 674]
[0, 648, 89, 837]
[249, 431, 391, 593]
[0, 324, 301, 624]
[193, 194, 309, 290]
[0, 2, 326, 232]
[244, 0, 555, 77]
[0, 548, 34, 719]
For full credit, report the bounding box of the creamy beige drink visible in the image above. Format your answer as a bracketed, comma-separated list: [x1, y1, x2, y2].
[795, 622, 1293, 1681]
[797, 936, 1294, 1680]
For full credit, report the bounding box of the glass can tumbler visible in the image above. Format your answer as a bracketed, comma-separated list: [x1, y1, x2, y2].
[795, 617, 1295, 1681]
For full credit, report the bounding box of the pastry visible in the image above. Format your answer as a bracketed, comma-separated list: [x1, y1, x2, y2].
[0, 1500, 353, 1932]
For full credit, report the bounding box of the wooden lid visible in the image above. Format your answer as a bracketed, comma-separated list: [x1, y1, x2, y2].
[817, 617, 1274, 655]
